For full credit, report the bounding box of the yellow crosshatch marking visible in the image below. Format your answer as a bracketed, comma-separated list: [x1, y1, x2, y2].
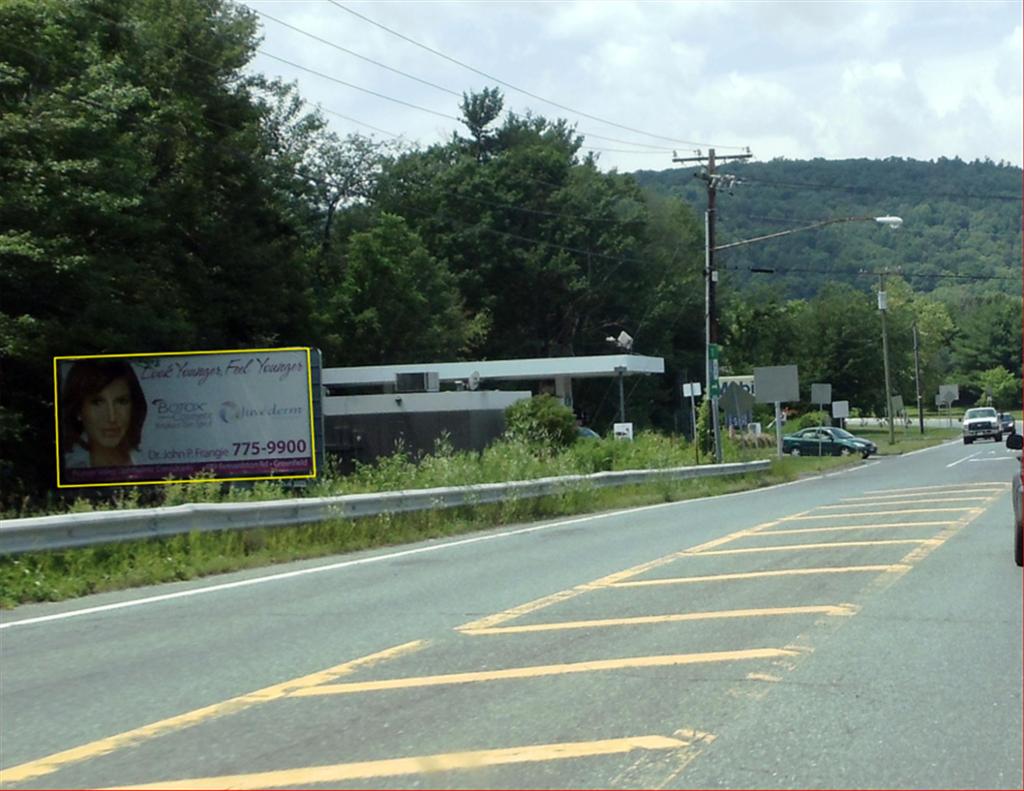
[101, 734, 709, 791]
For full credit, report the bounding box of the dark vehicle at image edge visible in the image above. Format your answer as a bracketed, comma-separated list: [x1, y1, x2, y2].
[782, 426, 877, 459]
[998, 412, 1016, 435]
[1007, 431, 1023, 567]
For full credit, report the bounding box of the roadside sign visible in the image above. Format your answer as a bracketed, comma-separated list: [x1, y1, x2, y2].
[682, 382, 702, 398]
[938, 384, 958, 406]
[811, 383, 832, 405]
[613, 422, 634, 441]
[753, 365, 799, 404]
[832, 400, 850, 419]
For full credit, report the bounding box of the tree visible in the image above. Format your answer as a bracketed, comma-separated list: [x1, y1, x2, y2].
[457, 87, 503, 162]
[323, 214, 483, 366]
[976, 366, 1020, 409]
[950, 294, 1022, 380]
[0, 0, 320, 499]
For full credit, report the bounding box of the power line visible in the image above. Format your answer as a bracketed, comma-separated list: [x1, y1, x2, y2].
[328, 0, 744, 151]
[259, 51, 462, 122]
[259, 52, 674, 156]
[255, 9, 461, 97]
[255, 8, 676, 154]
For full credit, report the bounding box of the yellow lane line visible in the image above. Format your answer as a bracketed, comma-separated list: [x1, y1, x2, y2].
[456, 519, 780, 632]
[781, 508, 978, 520]
[103, 734, 705, 790]
[816, 497, 991, 508]
[609, 564, 910, 586]
[688, 539, 939, 556]
[0, 640, 427, 786]
[290, 648, 799, 697]
[761, 521, 956, 535]
[864, 482, 1007, 494]
[461, 605, 858, 635]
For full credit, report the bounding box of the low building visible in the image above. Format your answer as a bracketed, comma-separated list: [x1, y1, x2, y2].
[322, 354, 665, 469]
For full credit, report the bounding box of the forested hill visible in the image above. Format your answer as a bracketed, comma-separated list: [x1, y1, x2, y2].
[632, 157, 1021, 300]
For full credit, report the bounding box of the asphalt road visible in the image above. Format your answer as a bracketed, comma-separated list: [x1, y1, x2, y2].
[2, 438, 1021, 789]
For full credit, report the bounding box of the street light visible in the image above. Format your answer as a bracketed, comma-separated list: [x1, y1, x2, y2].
[705, 214, 903, 463]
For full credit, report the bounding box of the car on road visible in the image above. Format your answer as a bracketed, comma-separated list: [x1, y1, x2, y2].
[1006, 431, 1022, 566]
[998, 412, 1016, 435]
[962, 406, 1002, 444]
[782, 426, 877, 458]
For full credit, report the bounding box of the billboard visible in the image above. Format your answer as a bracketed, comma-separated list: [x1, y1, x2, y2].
[54, 348, 317, 487]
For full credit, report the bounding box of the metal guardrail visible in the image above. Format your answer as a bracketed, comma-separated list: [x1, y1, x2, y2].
[0, 460, 770, 555]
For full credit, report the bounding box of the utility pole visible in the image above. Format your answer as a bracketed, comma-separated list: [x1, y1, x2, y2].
[672, 147, 752, 463]
[878, 272, 896, 445]
[913, 321, 924, 434]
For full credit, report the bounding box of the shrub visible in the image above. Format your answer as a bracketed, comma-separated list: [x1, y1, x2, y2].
[504, 395, 577, 450]
[793, 411, 829, 430]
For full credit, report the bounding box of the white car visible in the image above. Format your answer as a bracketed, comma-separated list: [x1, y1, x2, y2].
[962, 407, 1001, 444]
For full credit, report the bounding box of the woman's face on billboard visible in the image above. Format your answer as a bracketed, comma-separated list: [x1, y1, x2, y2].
[79, 377, 132, 449]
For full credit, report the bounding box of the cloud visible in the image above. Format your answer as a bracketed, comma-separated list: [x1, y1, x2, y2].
[243, 0, 1022, 170]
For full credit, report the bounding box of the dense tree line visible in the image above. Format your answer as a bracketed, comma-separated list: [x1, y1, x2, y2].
[1, 0, 1020, 502]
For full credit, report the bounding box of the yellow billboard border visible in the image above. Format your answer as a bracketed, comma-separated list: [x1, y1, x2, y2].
[53, 347, 318, 489]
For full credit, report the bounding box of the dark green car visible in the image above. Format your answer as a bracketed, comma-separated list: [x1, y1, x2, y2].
[782, 427, 877, 458]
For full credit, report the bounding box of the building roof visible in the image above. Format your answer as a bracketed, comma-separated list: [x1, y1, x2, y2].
[322, 354, 665, 388]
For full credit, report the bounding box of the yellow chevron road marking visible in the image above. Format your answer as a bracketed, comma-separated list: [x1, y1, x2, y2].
[822, 497, 992, 507]
[864, 482, 1006, 495]
[761, 521, 955, 535]
[781, 508, 978, 520]
[460, 605, 857, 635]
[688, 539, 939, 556]
[104, 734, 706, 790]
[608, 565, 910, 586]
[291, 648, 800, 697]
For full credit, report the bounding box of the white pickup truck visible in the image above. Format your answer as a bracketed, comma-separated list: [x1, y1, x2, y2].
[962, 406, 1002, 444]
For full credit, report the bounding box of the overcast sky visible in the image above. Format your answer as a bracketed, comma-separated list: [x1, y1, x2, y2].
[242, 0, 1022, 172]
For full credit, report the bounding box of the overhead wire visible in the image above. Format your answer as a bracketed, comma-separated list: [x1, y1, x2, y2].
[259, 51, 463, 122]
[327, 0, 743, 151]
[253, 8, 676, 154]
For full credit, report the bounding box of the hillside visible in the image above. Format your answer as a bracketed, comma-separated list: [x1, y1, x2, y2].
[632, 157, 1021, 301]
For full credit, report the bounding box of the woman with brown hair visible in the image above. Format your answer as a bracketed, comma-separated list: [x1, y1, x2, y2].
[61, 359, 148, 468]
